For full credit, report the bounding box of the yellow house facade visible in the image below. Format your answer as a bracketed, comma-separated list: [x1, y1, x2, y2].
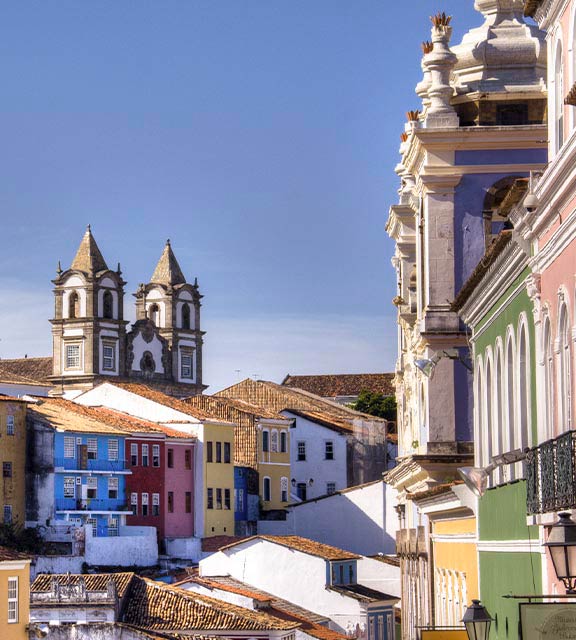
[0, 549, 30, 640]
[258, 419, 291, 511]
[203, 421, 235, 536]
[0, 398, 27, 527]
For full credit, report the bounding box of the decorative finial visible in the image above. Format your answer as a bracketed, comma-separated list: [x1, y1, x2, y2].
[56, 260, 62, 275]
[430, 12, 452, 27]
[194, 277, 198, 287]
[87, 224, 91, 232]
[400, 132, 409, 142]
[166, 239, 171, 246]
[117, 262, 122, 275]
[406, 110, 421, 122]
[421, 41, 433, 55]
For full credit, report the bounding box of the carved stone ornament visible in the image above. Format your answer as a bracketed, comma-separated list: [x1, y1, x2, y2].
[140, 351, 156, 375]
[141, 320, 155, 344]
[526, 273, 542, 321]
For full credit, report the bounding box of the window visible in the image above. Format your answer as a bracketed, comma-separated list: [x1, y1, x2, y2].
[378, 615, 384, 640]
[102, 343, 115, 370]
[216, 442, 222, 463]
[131, 492, 138, 515]
[142, 444, 149, 467]
[87, 438, 98, 460]
[280, 431, 287, 453]
[369, 618, 375, 640]
[349, 564, 355, 584]
[297, 441, 306, 461]
[168, 491, 174, 513]
[325, 441, 334, 460]
[339, 565, 344, 584]
[131, 443, 138, 467]
[182, 303, 191, 329]
[108, 516, 118, 537]
[185, 491, 192, 513]
[236, 488, 244, 512]
[281, 477, 288, 502]
[496, 103, 528, 126]
[327, 482, 336, 495]
[87, 518, 97, 536]
[263, 478, 271, 502]
[149, 304, 160, 326]
[64, 436, 75, 459]
[206, 441, 213, 463]
[68, 291, 80, 319]
[152, 493, 160, 516]
[6, 415, 14, 436]
[296, 483, 307, 501]
[108, 439, 119, 462]
[216, 488, 222, 509]
[108, 477, 118, 499]
[185, 449, 192, 470]
[518, 321, 530, 450]
[66, 344, 81, 369]
[103, 290, 114, 319]
[543, 317, 554, 439]
[207, 488, 214, 509]
[3, 505, 12, 525]
[271, 430, 278, 452]
[181, 349, 193, 378]
[167, 448, 174, 468]
[152, 444, 160, 467]
[262, 430, 269, 452]
[224, 442, 231, 464]
[559, 303, 572, 430]
[64, 477, 75, 498]
[3, 462, 12, 478]
[224, 488, 230, 510]
[555, 40, 564, 151]
[142, 492, 149, 517]
[7, 576, 18, 623]
[87, 476, 98, 499]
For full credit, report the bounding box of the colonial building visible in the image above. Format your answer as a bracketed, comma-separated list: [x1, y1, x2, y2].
[0, 547, 30, 640]
[0, 397, 27, 526]
[47, 226, 205, 399]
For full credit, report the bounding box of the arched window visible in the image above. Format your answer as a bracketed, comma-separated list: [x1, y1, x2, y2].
[518, 320, 530, 450]
[475, 357, 484, 468]
[270, 430, 278, 453]
[505, 332, 516, 480]
[558, 303, 572, 429]
[485, 356, 493, 472]
[103, 290, 113, 319]
[555, 40, 564, 151]
[543, 316, 554, 438]
[494, 345, 504, 482]
[263, 477, 271, 502]
[149, 304, 160, 326]
[69, 291, 80, 319]
[181, 303, 191, 330]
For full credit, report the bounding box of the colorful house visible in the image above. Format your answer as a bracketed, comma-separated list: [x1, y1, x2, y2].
[0, 547, 30, 640]
[0, 397, 27, 526]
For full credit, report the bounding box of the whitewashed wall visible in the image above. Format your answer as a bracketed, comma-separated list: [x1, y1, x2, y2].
[84, 525, 158, 567]
[32, 555, 84, 580]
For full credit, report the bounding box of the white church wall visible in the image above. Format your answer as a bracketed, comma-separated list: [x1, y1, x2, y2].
[129, 333, 165, 373]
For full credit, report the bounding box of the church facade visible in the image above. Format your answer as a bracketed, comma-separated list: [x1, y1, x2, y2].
[49, 226, 206, 398]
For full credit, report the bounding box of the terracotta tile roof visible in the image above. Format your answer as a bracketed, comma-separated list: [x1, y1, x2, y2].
[0, 366, 51, 388]
[70, 225, 108, 274]
[201, 535, 248, 553]
[452, 230, 513, 312]
[31, 572, 135, 599]
[186, 396, 287, 421]
[369, 554, 401, 567]
[329, 584, 397, 603]
[0, 357, 52, 384]
[0, 546, 31, 562]
[150, 240, 187, 286]
[110, 383, 229, 423]
[566, 82, 576, 107]
[122, 577, 299, 632]
[282, 373, 395, 398]
[219, 535, 360, 561]
[283, 408, 354, 434]
[410, 481, 464, 502]
[0, 395, 27, 403]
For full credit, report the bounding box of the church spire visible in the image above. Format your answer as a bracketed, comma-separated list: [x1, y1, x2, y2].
[70, 225, 108, 274]
[150, 239, 186, 286]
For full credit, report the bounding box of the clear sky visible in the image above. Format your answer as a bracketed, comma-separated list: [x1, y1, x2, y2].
[0, 1, 481, 391]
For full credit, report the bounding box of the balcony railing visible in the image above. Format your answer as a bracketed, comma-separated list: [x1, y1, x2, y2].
[54, 457, 127, 472]
[55, 498, 128, 512]
[526, 430, 576, 515]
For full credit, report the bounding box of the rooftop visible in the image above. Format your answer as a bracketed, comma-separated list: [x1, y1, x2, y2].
[31, 572, 134, 600]
[0, 357, 52, 385]
[186, 395, 288, 421]
[219, 535, 361, 561]
[150, 240, 187, 286]
[282, 373, 395, 398]
[0, 546, 31, 562]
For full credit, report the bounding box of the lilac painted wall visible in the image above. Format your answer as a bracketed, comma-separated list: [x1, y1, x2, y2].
[164, 442, 195, 538]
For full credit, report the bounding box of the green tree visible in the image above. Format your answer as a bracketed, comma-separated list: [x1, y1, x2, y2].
[351, 390, 397, 427]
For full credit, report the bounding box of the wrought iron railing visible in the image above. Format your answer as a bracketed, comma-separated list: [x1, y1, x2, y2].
[55, 498, 127, 512]
[526, 430, 576, 514]
[54, 457, 128, 472]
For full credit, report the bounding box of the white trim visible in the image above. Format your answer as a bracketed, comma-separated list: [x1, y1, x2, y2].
[431, 533, 476, 543]
[477, 539, 544, 554]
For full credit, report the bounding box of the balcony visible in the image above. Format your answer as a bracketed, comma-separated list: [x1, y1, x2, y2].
[526, 430, 576, 515]
[55, 498, 128, 513]
[54, 457, 128, 473]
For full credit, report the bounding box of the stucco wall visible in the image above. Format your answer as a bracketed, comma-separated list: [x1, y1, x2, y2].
[32, 556, 84, 580]
[164, 536, 201, 561]
[84, 525, 158, 567]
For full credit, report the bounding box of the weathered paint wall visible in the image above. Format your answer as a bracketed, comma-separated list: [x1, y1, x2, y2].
[84, 525, 158, 566]
[0, 400, 27, 525]
[31, 555, 84, 580]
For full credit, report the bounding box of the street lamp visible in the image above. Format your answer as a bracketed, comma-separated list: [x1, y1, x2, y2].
[462, 599, 493, 640]
[544, 511, 576, 594]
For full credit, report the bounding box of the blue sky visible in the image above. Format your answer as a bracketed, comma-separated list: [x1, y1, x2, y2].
[0, 1, 481, 391]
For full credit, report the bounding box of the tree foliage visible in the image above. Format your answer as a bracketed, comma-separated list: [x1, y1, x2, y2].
[351, 390, 397, 426]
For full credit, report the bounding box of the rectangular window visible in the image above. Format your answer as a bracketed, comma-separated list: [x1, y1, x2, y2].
[224, 488, 230, 510]
[108, 439, 119, 462]
[325, 441, 334, 460]
[263, 478, 271, 502]
[216, 488, 222, 509]
[3, 505, 12, 525]
[206, 441, 213, 463]
[87, 476, 98, 499]
[181, 351, 193, 379]
[216, 442, 222, 463]
[3, 462, 12, 478]
[102, 343, 115, 370]
[108, 477, 118, 499]
[167, 448, 174, 468]
[152, 493, 160, 516]
[87, 518, 97, 536]
[65, 344, 80, 369]
[87, 438, 98, 460]
[142, 492, 149, 517]
[281, 477, 288, 503]
[185, 449, 192, 470]
[271, 430, 278, 452]
[7, 576, 18, 623]
[327, 482, 336, 495]
[378, 616, 384, 640]
[131, 443, 138, 467]
[131, 492, 138, 516]
[142, 444, 149, 467]
[168, 491, 174, 513]
[152, 444, 160, 467]
[64, 477, 75, 498]
[236, 488, 244, 512]
[108, 516, 118, 537]
[224, 442, 231, 464]
[64, 436, 75, 459]
[207, 488, 214, 509]
[6, 415, 14, 436]
[262, 431, 269, 452]
[297, 441, 306, 461]
[280, 431, 287, 452]
[185, 491, 192, 513]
